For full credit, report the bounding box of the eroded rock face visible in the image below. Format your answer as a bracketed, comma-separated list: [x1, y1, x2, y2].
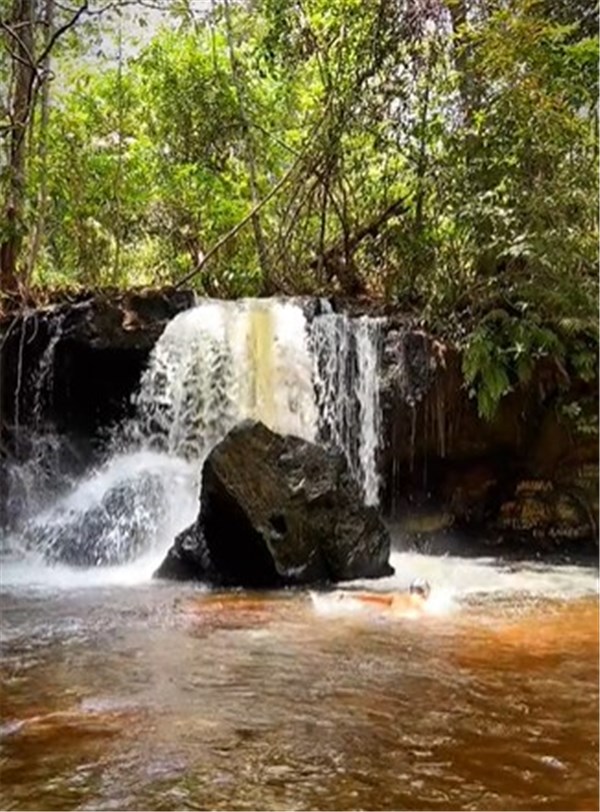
[0, 288, 196, 442]
[156, 420, 393, 586]
[1, 289, 196, 531]
[497, 480, 596, 544]
[379, 326, 599, 546]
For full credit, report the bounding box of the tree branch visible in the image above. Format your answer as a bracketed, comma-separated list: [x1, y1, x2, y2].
[37, 2, 88, 64]
[174, 106, 332, 290]
[0, 21, 37, 67]
[173, 159, 301, 291]
[309, 194, 408, 271]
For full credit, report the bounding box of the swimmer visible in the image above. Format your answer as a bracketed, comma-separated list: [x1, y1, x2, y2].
[334, 578, 431, 617]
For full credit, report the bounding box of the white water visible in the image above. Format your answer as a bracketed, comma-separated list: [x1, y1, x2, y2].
[310, 549, 599, 619]
[15, 451, 198, 568]
[2, 545, 597, 613]
[3, 298, 386, 580]
[310, 311, 382, 505]
[32, 312, 65, 428]
[132, 299, 319, 457]
[354, 318, 383, 505]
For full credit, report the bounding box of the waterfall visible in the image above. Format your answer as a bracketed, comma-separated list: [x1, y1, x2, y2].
[310, 311, 382, 506]
[32, 312, 65, 429]
[7, 299, 384, 569]
[132, 299, 382, 503]
[2, 313, 71, 535]
[131, 300, 318, 458]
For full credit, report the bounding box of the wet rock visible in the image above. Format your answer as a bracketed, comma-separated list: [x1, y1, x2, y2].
[497, 480, 596, 543]
[381, 328, 439, 408]
[156, 522, 212, 581]
[443, 462, 499, 524]
[23, 471, 165, 566]
[379, 326, 598, 548]
[0, 432, 91, 535]
[155, 420, 393, 586]
[395, 510, 455, 535]
[1, 287, 195, 441]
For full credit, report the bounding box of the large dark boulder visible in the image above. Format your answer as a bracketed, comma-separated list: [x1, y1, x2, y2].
[155, 420, 393, 586]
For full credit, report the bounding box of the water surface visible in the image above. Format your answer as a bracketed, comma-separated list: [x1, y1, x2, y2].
[1, 551, 598, 811]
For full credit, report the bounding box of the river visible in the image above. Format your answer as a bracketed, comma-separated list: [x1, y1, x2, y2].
[1, 549, 598, 811]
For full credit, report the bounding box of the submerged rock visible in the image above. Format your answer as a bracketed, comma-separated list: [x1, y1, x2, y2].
[155, 420, 393, 586]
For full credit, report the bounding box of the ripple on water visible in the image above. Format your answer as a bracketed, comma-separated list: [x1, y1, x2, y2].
[0, 554, 598, 811]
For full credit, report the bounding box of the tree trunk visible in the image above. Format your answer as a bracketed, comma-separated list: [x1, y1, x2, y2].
[27, 0, 55, 284]
[1, 0, 35, 297]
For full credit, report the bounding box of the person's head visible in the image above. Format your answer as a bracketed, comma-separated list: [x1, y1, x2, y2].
[409, 578, 431, 601]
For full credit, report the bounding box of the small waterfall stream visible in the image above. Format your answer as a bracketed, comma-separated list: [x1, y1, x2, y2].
[2, 312, 72, 534]
[32, 312, 65, 430]
[311, 311, 382, 506]
[5, 298, 384, 571]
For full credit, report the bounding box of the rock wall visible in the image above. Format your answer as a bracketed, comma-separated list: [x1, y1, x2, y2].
[0, 289, 194, 531]
[380, 327, 598, 550]
[1, 289, 597, 549]
[1, 288, 194, 446]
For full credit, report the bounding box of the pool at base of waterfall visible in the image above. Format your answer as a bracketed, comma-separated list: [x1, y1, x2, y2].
[0, 549, 598, 811]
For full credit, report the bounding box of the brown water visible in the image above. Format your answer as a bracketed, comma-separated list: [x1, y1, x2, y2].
[1, 553, 598, 811]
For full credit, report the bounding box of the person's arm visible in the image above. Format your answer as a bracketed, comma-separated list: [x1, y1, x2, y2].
[350, 592, 395, 608]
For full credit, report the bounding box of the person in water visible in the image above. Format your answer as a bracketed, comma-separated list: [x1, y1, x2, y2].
[335, 578, 431, 617]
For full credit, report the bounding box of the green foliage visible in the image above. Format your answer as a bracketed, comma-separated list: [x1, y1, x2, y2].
[462, 311, 566, 420]
[558, 398, 599, 437]
[6, 0, 598, 419]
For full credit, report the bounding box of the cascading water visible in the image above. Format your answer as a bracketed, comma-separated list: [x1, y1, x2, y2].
[6, 298, 384, 574]
[310, 310, 382, 506]
[32, 312, 64, 429]
[131, 300, 319, 458]
[2, 313, 75, 535]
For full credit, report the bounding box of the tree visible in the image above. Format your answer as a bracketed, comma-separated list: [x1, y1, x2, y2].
[0, 0, 89, 296]
[3, 0, 596, 425]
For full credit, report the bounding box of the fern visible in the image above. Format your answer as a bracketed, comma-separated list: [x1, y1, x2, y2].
[557, 316, 599, 340]
[462, 326, 513, 421]
[461, 312, 583, 421]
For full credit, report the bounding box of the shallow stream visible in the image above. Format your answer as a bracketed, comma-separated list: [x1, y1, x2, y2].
[1, 549, 598, 811]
